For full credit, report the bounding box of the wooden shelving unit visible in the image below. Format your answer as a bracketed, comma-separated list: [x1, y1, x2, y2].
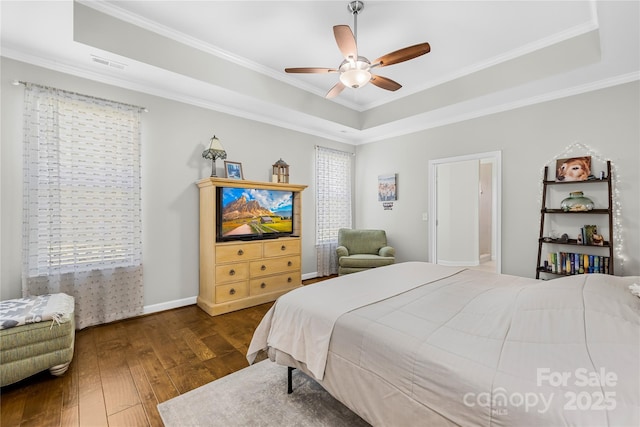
[536, 161, 614, 279]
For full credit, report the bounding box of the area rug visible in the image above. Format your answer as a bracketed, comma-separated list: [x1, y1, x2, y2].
[157, 360, 370, 426]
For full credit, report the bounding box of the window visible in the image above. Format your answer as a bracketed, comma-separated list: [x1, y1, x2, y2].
[23, 87, 141, 275]
[22, 83, 143, 328]
[315, 146, 352, 275]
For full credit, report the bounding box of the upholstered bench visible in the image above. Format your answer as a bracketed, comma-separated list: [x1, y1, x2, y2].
[0, 293, 75, 387]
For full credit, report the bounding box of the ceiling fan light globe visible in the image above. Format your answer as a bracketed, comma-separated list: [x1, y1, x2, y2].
[339, 57, 372, 89]
[340, 69, 371, 88]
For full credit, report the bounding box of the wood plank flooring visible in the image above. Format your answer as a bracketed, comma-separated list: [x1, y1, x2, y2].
[0, 276, 331, 427]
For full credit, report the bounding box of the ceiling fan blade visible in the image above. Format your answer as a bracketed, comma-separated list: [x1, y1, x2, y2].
[373, 42, 431, 67]
[285, 67, 338, 73]
[326, 82, 346, 99]
[333, 25, 358, 60]
[370, 75, 402, 91]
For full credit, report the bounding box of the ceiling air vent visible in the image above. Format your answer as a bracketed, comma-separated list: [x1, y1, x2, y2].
[91, 55, 127, 70]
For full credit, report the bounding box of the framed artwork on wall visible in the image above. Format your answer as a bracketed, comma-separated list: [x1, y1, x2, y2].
[225, 161, 244, 180]
[378, 174, 397, 201]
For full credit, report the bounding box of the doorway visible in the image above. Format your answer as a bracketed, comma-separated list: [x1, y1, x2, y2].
[428, 151, 502, 273]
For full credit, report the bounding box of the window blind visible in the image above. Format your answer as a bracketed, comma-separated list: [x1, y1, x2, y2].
[315, 146, 352, 275]
[22, 83, 144, 328]
[23, 85, 142, 275]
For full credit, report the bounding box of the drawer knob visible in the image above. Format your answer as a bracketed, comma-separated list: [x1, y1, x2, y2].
[261, 265, 266, 271]
[281, 245, 286, 251]
[229, 269, 235, 276]
[229, 288, 236, 295]
[287, 277, 292, 283]
[237, 249, 244, 256]
[260, 282, 266, 289]
[288, 261, 293, 267]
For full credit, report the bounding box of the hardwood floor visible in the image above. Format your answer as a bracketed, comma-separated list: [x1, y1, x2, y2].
[0, 276, 332, 427]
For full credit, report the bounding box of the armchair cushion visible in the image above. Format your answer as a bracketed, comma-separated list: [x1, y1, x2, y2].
[379, 246, 396, 258]
[338, 254, 395, 269]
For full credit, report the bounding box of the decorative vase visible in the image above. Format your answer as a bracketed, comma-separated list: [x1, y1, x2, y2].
[561, 191, 594, 212]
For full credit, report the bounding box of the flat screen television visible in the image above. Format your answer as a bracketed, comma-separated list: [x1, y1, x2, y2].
[216, 186, 295, 242]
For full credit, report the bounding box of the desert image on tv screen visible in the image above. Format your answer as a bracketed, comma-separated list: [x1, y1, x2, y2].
[220, 187, 293, 237]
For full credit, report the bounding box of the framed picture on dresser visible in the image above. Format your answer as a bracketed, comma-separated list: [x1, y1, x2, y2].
[224, 161, 244, 180]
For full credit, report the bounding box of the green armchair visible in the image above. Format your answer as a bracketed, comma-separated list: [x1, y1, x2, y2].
[336, 228, 395, 275]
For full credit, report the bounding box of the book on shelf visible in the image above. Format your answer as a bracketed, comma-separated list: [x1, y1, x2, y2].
[542, 252, 609, 275]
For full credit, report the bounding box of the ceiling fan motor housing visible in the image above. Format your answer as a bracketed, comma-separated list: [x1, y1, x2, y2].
[348, 1, 364, 15]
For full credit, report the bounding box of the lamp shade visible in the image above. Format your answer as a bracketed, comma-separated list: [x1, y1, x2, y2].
[208, 135, 225, 151]
[202, 135, 227, 177]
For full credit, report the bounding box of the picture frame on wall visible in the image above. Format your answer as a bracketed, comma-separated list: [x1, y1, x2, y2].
[378, 174, 397, 201]
[555, 156, 592, 182]
[224, 161, 244, 180]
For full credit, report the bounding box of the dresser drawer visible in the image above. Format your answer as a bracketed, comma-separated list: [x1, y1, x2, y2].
[215, 262, 249, 283]
[250, 272, 300, 296]
[263, 239, 300, 258]
[216, 243, 262, 263]
[215, 282, 248, 303]
[250, 256, 300, 277]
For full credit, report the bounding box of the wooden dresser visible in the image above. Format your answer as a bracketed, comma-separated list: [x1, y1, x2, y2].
[196, 177, 307, 316]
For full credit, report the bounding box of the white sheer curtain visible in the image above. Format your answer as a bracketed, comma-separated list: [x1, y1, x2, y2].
[22, 83, 143, 329]
[315, 146, 352, 276]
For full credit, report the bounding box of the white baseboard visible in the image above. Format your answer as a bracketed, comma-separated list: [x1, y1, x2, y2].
[143, 296, 197, 315]
[302, 272, 318, 280]
[143, 273, 319, 315]
[437, 260, 480, 267]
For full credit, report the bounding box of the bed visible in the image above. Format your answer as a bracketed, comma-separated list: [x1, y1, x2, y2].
[247, 262, 640, 426]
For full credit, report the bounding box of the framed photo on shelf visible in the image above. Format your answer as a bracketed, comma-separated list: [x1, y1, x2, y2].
[555, 156, 591, 182]
[584, 225, 598, 245]
[224, 161, 244, 180]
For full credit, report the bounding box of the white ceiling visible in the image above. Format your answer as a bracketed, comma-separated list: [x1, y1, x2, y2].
[1, 1, 639, 144]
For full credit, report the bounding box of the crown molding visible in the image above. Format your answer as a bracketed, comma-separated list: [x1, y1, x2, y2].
[76, 0, 365, 112]
[354, 71, 640, 145]
[77, 0, 602, 115]
[1, 47, 354, 144]
[361, 18, 601, 111]
[4, 47, 636, 147]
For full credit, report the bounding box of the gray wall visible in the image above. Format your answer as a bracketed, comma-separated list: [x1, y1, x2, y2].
[2, 57, 639, 314]
[0, 58, 355, 309]
[355, 81, 640, 277]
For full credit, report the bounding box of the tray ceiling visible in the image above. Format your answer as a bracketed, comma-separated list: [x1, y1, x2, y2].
[1, 1, 638, 144]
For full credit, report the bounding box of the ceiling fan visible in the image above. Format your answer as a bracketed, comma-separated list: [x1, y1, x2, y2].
[285, 1, 431, 99]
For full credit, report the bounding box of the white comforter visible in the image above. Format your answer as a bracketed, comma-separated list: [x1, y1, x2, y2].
[247, 262, 640, 426]
[247, 262, 464, 379]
